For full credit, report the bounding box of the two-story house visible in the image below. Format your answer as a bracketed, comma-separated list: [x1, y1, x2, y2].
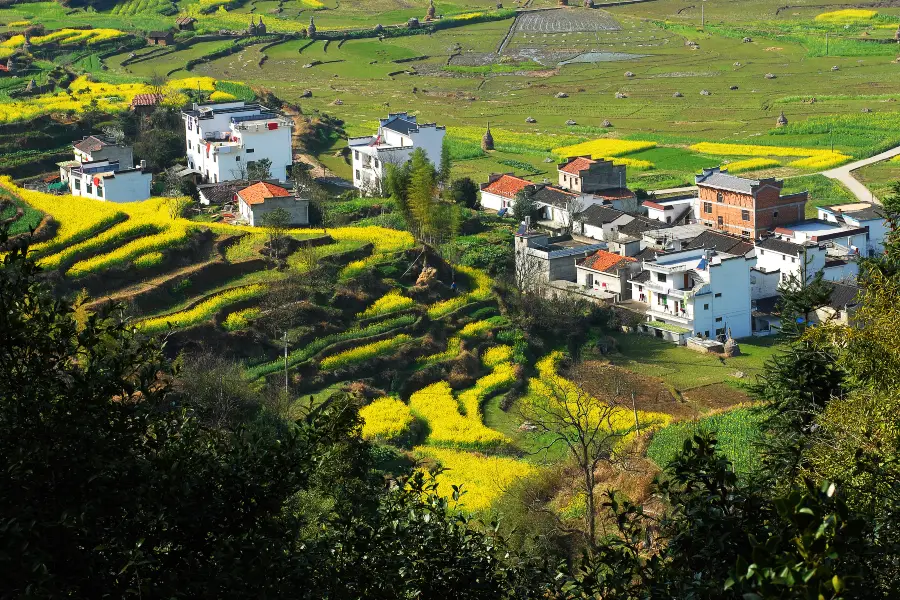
[695, 167, 808, 239]
[556, 156, 638, 210]
[58, 135, 151, 203]
[348, 112, 445, 195]
[817, 202, 887, 256]
[181, 100, 293, 184]
[629, 246, 756, 343]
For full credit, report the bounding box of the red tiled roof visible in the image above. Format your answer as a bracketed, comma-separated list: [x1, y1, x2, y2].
[578, 249, 636, 274]
[237, 181, 292, 206]
[481, 174, 531, 199]
[593, 187, 635, 201]
[559, 156, 596, 175]
[642, 200, 667, 210]
[131, 93, 162, 107]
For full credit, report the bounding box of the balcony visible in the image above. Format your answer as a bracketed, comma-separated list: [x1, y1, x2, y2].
[643, 280, 690, 298]
[646, 304, 693, 325]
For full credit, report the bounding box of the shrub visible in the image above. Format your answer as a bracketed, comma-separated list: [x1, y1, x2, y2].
[222, 307, 260, 331]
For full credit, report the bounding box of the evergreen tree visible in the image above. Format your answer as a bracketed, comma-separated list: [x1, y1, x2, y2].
[512, 186, 536, 223]
[438, 138, 452, 188]
[407, 148, 439, 241]
[450, 177, 479, 209]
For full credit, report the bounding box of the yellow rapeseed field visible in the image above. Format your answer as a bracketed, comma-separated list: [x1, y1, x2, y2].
[319, 334, 413, 370]
[725, 158, 780, 173]
[415, 446, 535, 512]
[409, 381, 511, 450]
[815, 9, 877, 23]
[31, 28, 126, 46]
[553, 139, 656, 160]
[357, 289, 415, 319]
[360, 396, 414, 444]
[138, 285, 266, 334]
[689, 142, 851, 170]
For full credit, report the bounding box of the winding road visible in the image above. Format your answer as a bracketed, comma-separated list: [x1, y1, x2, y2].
[821, 145, 900, 205]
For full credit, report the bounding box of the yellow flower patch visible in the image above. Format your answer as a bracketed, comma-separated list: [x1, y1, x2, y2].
[357, 289, 415, 319]
[815, 9, 877, 23]
[360, 396, 414, 444]
[319, 334, 412, 370]
[415, 446, 535, 512]
[725, 158, 780, 173]
[690, 142, 851, 170]
[138, 284, 266, 334]
[553, 139, 656, 160]
[409, 381, 511, 450]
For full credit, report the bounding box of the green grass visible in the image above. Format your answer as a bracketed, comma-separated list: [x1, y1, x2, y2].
[1, 195, 43, 235]
[853, 161, 900, 200]
[608, 334, 783, 393]
[647, 407, 764, 477]
[780, 174, 859, 217]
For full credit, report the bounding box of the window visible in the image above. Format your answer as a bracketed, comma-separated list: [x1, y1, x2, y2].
[73, 179, 80, 190]
[97, 186, 103, 198]
[703, 303, 709, 310]
[703, 202, 712, 214]
[716, 192, 723, 203]
[773, 210, 779, 218]
[355, 170, 361, 180]
[235, 156, 241, 161]
[656, 273, 666, 282]
[715, 327, 726, 336]
[86, 183, 92, 194]
[791, 257, 796, 263]
[717, 216, 724, 226]
[705, 330, 710, 337]
[741, 209, 750, 221]
[214, 154, 217, 163]
[759, 249, 764, 255]
[714, 292, 722, 298]
[354, 151, 359, 160]
[246, 148, 254, 154]
[374, 159, 379, 168]
[715, 317, 723, 322]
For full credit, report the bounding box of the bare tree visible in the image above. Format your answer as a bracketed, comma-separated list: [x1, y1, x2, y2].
[513, 241, 545, 294]
[560, 195, 586, 235]
[148, 72, 167, 99]
[230, 161, 249, 181]
[520, 372, 637, 547]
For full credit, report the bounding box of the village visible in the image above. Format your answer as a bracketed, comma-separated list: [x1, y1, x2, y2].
[38, 96, 879, 356]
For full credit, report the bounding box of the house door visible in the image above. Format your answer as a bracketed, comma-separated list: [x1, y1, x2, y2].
[586, 273, 594, 288]
[683, 273, 690, 288]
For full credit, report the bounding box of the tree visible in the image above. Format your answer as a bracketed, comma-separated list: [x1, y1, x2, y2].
[260, 207, 291, 264]
[438, 137, 452, 188]
[560, 195, 585, 234]
[134, 129, 183, 172]
[776, 270, 833, 335]
[512, 186, 536, 223]
[0, 231, 557, 599]
[384, 158, 412, 216]
[148, 72, 166, 98]
[247, 158, 273, 182]
[450, 177, 479, 209]
[519, 363, 637, 547]
[166, 194, 191, 220]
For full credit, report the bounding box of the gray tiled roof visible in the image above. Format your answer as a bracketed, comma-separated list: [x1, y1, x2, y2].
[827, 282, 860, 310]
[836, 205, 883, 221]
[579, 204, 627, 227]
[695, 171, 760, 194]
[756, 236, 805, 257]
[685, 230, 755, 255]
[197, 180, 248, 204]
[617, 216, 668, 236]
[631, 270, 651, 283]
[382, 117, 418, 135]
[531, 185, 578, 209]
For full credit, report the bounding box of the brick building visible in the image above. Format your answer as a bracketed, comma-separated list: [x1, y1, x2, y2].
[695, 168, 807, 239]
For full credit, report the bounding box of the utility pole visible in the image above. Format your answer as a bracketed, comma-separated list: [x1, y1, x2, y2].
[825, 32, 829, 56]
[701, 3, 705, 28]
[631, 390, 641, 435]
[283, 331, 289, 395]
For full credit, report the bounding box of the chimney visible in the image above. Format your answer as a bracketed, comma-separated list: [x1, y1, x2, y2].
[139, 159, 147, 171]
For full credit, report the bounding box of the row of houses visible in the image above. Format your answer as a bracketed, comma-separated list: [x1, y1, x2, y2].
[509, 165, 880, 344]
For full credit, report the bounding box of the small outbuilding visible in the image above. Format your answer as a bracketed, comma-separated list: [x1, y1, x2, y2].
[236, 181, 309, 227]
[147, 30, 174, 46]
[176, 16, 197, 31]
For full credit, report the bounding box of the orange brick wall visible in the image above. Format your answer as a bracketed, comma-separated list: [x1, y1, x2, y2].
[698, 185, 807, 238]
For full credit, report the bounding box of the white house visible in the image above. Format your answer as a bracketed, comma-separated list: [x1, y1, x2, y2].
[235, 181, 309, 227]
[574, 249, 639, 301]
[64, 159, 151, 203]
[182, 101, 293, 184]
[479, 173, 531, 213]
[71, 135, 135, 166]
[817, 202, 887, 257]
[629, 247, 756, 343]
[348, 112, 445, 195]
[755, 237, 827, 285]
[643, 197, 695, 225]
[577, 204, 633, 242]
[514, 222, 606, 286]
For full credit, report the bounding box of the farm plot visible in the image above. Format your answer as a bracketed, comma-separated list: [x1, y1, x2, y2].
[513, 8, 621, 33]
